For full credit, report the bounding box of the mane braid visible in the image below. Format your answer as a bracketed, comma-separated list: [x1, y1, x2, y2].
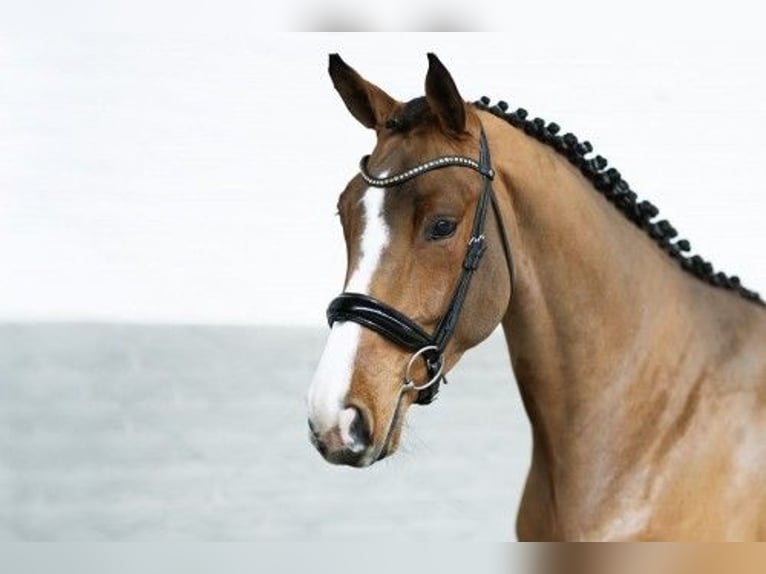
[473, 97, 764, 307]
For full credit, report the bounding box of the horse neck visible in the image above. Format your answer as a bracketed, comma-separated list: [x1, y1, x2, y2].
[484, 115, 715, 466]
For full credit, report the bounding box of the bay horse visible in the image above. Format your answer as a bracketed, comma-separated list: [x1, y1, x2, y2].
[306, 53, 766, 541]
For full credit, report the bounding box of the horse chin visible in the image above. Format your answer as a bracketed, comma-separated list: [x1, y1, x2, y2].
[369, 418, 404, 465]
[373, 440, 394, 464]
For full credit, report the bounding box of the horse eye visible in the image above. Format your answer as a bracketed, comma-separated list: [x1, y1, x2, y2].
[428, 218, 457, 240]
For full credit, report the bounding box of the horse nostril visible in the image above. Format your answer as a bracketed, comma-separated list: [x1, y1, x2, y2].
[347, 406, 371, 448]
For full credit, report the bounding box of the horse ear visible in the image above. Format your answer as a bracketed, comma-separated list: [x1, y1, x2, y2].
[328, 54, 397, 130]
[425, 53, 466, 136]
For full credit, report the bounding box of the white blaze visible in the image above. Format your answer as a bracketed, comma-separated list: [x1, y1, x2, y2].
[307, 186, 389, 434]
[345, 187, 389, 294]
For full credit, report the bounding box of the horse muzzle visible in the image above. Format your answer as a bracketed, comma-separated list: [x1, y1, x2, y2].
[308, 406, 373, 467]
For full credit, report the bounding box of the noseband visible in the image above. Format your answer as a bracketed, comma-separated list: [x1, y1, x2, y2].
[326, 128, 514, 405]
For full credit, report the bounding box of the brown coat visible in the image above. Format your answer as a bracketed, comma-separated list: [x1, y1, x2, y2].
[309, 54, 766, 541]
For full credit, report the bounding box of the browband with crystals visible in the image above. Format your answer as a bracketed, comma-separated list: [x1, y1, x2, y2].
[359, 154, 495, 188]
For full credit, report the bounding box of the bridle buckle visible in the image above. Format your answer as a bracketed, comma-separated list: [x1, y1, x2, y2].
[464, 234, 487, 270]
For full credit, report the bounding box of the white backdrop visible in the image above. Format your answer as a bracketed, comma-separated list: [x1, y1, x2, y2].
[2, 24, 766, 325]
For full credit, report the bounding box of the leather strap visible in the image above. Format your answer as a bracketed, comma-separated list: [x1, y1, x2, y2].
[359, 154, 494, 188]
[327, 293, 432, 351]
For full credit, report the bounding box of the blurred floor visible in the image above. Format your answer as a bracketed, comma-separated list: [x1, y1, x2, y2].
[0, 324, 530, 540]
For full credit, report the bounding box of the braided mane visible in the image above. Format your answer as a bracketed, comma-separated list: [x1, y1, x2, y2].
[473, 97, 764, 307]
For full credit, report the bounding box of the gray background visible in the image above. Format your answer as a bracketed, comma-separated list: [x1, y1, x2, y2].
[0, 325, 527, 540]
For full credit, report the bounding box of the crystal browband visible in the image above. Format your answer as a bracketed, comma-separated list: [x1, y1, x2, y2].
[359, 154, 494, 188]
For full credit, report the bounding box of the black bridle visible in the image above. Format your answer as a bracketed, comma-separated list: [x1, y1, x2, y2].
[326, 128, 514, 405]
